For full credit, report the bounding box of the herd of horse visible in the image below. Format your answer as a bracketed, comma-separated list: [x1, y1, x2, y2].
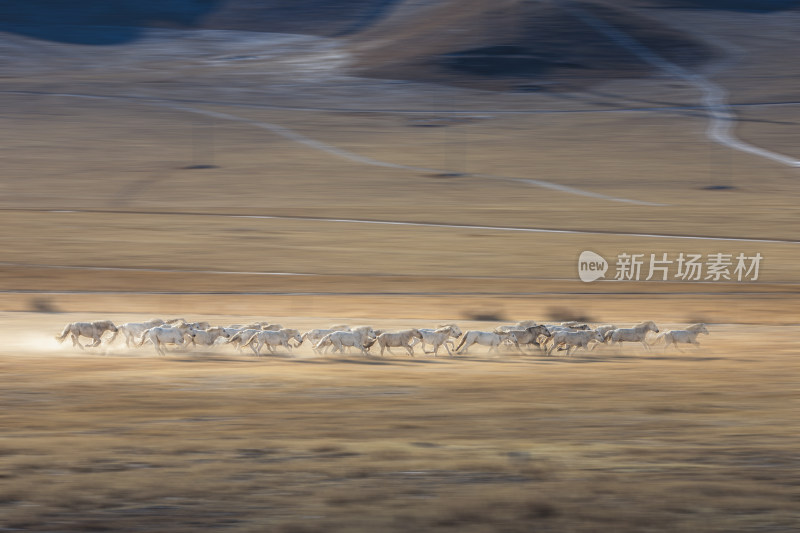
[54, 318, 711, 357]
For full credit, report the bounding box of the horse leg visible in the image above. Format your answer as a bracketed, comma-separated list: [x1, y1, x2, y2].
[71, 334, 85, 350]
[443, 342, 454, 357]
[83, 334, 96, 348]
[459, 338, 473, 355]
[404, 344, 414, 357]
[249, 341, 260, 356]
[89, 333, 103, 347]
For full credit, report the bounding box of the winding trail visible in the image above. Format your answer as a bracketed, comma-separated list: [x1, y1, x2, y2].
[559, 0, 800, 168]
[1, 90, 663, 206]
[169, 103, 664, 205]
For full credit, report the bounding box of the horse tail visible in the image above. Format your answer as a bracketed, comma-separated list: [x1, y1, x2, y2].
[314, 333, 332, 352]
[136, 329, 151, 347]
[455, 333, 468, 352]
[55, 323, 72, 342]
[242, 332, 259, 348]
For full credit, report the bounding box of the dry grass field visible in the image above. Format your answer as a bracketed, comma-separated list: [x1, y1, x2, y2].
[1, 313, 798, 532]
[1, 0, 799, 530]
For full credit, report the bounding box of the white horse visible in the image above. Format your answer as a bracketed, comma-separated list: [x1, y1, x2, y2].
[414, 325, 463, 356]
[243, 329, 303, 356]
[495, 320, 538, 333]
[455, 331, 513, 354]
[655, 324, 709, 351]
[546, 329, 603, 356]
[504, 325, 551, 353]
[187, 326, 231, 348]
[56, 320, 117, 349]
[314, 331, 375, 356]
[411, 324, 463, 355]
[593, 324, 617, 344]
[110, 319, 165, 347]
[225, 328, 263, 352]
[137, 326, 189, 356]
[607, 321, 659, 351]
[302, 329, 337, 353]
[375, 329, 423, 357]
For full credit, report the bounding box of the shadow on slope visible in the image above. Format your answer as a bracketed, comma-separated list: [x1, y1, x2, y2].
[347, 0, 715, 91]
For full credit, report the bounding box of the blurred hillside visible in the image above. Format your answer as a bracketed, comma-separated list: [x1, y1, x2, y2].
[6, 0, 799, 88]
[346, 0, 713, 90]
[4, 1, 800, 87]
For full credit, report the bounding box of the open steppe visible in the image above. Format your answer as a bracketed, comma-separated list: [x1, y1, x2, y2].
[1, 0, 799, 530]
[0, 312, 798, 532]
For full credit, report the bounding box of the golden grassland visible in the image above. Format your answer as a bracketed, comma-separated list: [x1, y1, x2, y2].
[2, 6, 799, 530]
[1, 313, 798, 532]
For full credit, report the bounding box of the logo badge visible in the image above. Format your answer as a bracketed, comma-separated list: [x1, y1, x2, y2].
[578, 251, 608, 283]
